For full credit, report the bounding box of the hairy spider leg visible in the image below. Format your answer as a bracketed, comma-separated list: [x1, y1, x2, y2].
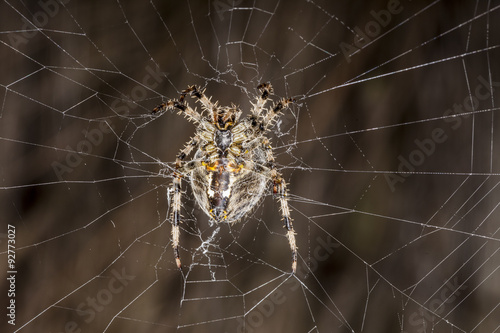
[170, 133, 203, 269]
[171, 173, 182, 269]
[273, 171, 297, 273]
[264, 142, 297, 273]
[250, 83, 294, 134]
[251, 82, 274, 117]
[250, 85, 297, 273]
[263, 97, 295, 131]
[153, 92, 202, 124]
[184, 85, 242, 130]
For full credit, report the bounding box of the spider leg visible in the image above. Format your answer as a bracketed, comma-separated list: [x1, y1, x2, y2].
[171, 172, 182, 269]
[250, 83, 294, 132]
[169, 135, 202, 269]
[263, 97, 294, 131]
[153, 91, 202, 124]
[184, 85, 242, 128]
[175, 135, 201, 168]
[265, 143, 297, 273]
[183, 85, 220, 122]
[251, 82, 273, 117]
[273, 171, 297, 273]
[183, 85, 215, 111]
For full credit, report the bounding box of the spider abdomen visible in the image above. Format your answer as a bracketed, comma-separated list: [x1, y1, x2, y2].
[191, 151, 267, 223]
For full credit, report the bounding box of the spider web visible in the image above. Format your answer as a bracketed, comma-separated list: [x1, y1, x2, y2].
[1, 0, 500, 332]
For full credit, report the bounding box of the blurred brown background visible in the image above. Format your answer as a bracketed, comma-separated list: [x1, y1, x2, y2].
[1, 0, 500, 332]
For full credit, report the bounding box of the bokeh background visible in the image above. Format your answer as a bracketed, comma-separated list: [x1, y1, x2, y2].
[1, 0, 500, 332]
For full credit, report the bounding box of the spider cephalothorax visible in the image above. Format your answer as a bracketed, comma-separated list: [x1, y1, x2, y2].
[153, 83, 297, 273]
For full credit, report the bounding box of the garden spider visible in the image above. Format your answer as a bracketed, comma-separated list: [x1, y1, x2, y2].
[153, 83, 297, 273]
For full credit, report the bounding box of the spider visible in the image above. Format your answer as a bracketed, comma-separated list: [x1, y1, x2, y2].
[153, 83, 297, 273]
